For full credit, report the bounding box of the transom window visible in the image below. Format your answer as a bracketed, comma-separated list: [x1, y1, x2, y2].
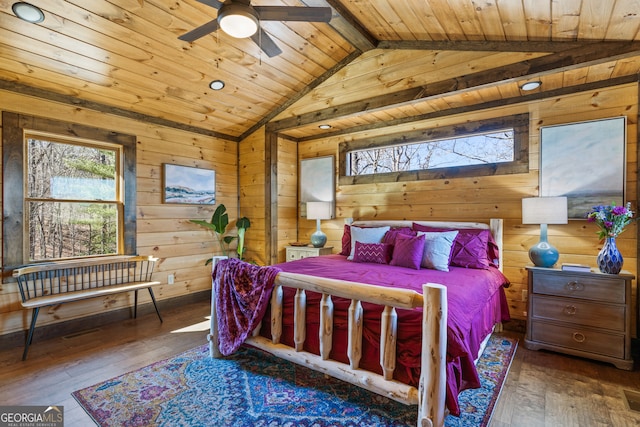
[26, 134, 122, 261]
[339, 114, 529, 185]
[347, 130, 514, 176]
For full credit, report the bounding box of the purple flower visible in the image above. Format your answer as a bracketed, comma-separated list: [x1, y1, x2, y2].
[586, 202, 635, 240]
[612, 206, 627, 215]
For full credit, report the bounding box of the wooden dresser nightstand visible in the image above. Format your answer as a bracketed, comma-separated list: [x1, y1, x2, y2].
[285, 246, 333, 262]
[525, 266, 634, 370]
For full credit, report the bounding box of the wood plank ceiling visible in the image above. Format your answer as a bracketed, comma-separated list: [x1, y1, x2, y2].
[1, 0, 639, 142]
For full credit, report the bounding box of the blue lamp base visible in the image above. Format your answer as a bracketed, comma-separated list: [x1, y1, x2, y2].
[310, 230, 327, 248]
[529, 242, 559, 267]
[529, 223, 560, 268]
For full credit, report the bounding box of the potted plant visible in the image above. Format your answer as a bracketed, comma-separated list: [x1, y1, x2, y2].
[190, 204, 251, 264]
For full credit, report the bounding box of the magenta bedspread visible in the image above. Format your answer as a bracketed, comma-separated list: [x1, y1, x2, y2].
[212, 258, 281, 356]
[271, 254, 510, 416]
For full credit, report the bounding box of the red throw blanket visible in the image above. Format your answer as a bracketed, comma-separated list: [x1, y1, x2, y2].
[212, 258, 281, 356]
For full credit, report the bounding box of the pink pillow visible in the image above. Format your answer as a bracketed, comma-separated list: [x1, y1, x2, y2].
[382, 227, 415, 245]
[340, 225, 415, 255]
[353, 242, 393, 264]
[390, 233, 425, 270]
[340, 224, 352, 255]
[413, 223, 491, 269]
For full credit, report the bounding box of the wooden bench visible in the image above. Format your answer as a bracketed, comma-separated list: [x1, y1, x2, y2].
[13, 255, 163, 360]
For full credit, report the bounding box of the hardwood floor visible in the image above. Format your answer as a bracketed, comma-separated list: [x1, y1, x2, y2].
[491, 332, 640, 427]
[0, 298, 212, 426]
[1, 301, 638, 427]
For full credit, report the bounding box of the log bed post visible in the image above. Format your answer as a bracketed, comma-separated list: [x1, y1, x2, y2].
[418, 283, 448, 427]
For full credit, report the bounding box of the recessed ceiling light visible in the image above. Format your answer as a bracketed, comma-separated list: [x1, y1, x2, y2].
[520, 81, 542, 91]
[209, 80, 225, 90]
[12, 2, 44, 23]
[318, 124, 332, 129]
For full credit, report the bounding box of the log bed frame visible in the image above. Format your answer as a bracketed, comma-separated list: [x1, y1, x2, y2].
[208, 219, 504, 427]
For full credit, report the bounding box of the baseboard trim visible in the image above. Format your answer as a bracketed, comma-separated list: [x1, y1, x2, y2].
[0, 290, 211, 350]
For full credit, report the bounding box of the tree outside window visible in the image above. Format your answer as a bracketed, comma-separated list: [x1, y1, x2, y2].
[26, 136, 121, 261]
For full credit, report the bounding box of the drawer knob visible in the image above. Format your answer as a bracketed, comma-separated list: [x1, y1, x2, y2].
[572, 332, 586, 343]
[563, 305, 577, 315]
[565, 281, 584, 292]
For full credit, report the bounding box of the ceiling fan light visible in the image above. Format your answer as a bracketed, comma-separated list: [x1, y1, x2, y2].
[218, 4, 259, 38]
[12, 2, 44, 23]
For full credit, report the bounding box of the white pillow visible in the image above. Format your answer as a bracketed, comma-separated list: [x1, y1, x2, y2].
[417, 230, 459, 271]
[348, 226, 391, 260]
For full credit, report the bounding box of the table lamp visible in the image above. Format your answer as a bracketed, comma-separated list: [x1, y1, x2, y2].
[307, 201, 332, 248]
[522, 196, 568, 267]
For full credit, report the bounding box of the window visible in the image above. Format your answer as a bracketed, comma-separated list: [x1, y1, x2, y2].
[339, 114, 529, 185]
[2, 112, 136, 269]
[26, 135, 122, 260]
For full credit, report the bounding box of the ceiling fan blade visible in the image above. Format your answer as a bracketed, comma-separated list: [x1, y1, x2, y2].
[254, 6, 332, 22]
[195, 0, 224, 9]
[250, 28, 282, 57]
[178, 19, 220, 42]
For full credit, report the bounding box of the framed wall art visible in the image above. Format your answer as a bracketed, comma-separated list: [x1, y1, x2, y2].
[540, 116, 626, 219]
[163, 164, 216, 204]
[300, 155, 335, 218]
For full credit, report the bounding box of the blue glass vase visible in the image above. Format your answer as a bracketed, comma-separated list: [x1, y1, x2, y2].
[597, 237, 623, 274]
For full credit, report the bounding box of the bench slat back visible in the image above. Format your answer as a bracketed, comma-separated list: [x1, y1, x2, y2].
[13, 255, 158, 303]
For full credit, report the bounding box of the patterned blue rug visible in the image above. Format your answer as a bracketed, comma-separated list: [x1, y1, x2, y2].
[73, 335, 517, 426]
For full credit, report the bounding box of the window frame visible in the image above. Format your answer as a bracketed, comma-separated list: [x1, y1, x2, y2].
[25, 131, 124, 261]
[2, 112, 137, 270]
[338, 114, 529, 185]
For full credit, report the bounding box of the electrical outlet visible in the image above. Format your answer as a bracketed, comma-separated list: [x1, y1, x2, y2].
[522, 289, 528, 302]
[167, 274, 175, 285]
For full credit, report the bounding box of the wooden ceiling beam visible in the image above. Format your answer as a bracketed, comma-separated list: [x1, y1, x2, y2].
[303, 0, 377, 52]
[376, 40, 635, 53]
[242, 50, 362, 140]
[269, 41, 640, 131]
[0, 79, 240, 141]
[295, 74, 639, 142]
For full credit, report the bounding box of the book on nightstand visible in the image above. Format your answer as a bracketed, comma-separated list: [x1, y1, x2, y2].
[561, 263, 592, 272]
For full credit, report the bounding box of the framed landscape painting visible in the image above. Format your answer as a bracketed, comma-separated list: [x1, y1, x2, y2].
[163, 164, 216, 204]
[540, 116, 626, 219]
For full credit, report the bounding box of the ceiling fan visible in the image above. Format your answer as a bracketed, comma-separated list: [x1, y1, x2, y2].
[179, 0, 332, 57]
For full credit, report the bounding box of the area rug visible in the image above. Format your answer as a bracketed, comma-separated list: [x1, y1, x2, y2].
[73, 335, 517, 427]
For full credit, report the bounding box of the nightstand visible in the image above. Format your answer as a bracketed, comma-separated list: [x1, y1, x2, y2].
[525, 266, 634, 370]
[285, 246, 333, 262]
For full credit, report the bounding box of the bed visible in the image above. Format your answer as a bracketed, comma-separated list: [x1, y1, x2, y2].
[209, 219, 510, 427]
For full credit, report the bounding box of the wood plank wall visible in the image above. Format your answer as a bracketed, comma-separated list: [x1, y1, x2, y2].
[0, 90, 237, 337]
[239, 128, 268, 266]
[294, 83, 638, 332]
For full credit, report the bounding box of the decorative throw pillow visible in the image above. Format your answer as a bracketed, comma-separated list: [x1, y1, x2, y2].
[348, 226, 391, 260]
[413, 223, 491, 269]
[389, 233, 425, 270]
[340, 224, 352, 255]
[417, 231, 458, 271]
[381, 227, 415, 245]
[353, 241, 393, 264]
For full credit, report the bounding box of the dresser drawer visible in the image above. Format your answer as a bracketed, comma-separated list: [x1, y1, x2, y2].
[530, 320, 625, 359]
[530, 295, 625, 332]
[531, 271, 626, 303]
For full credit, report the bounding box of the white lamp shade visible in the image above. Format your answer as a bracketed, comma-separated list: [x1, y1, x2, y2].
[522, 197, 568, 224]
[307, 201, 332, 220]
